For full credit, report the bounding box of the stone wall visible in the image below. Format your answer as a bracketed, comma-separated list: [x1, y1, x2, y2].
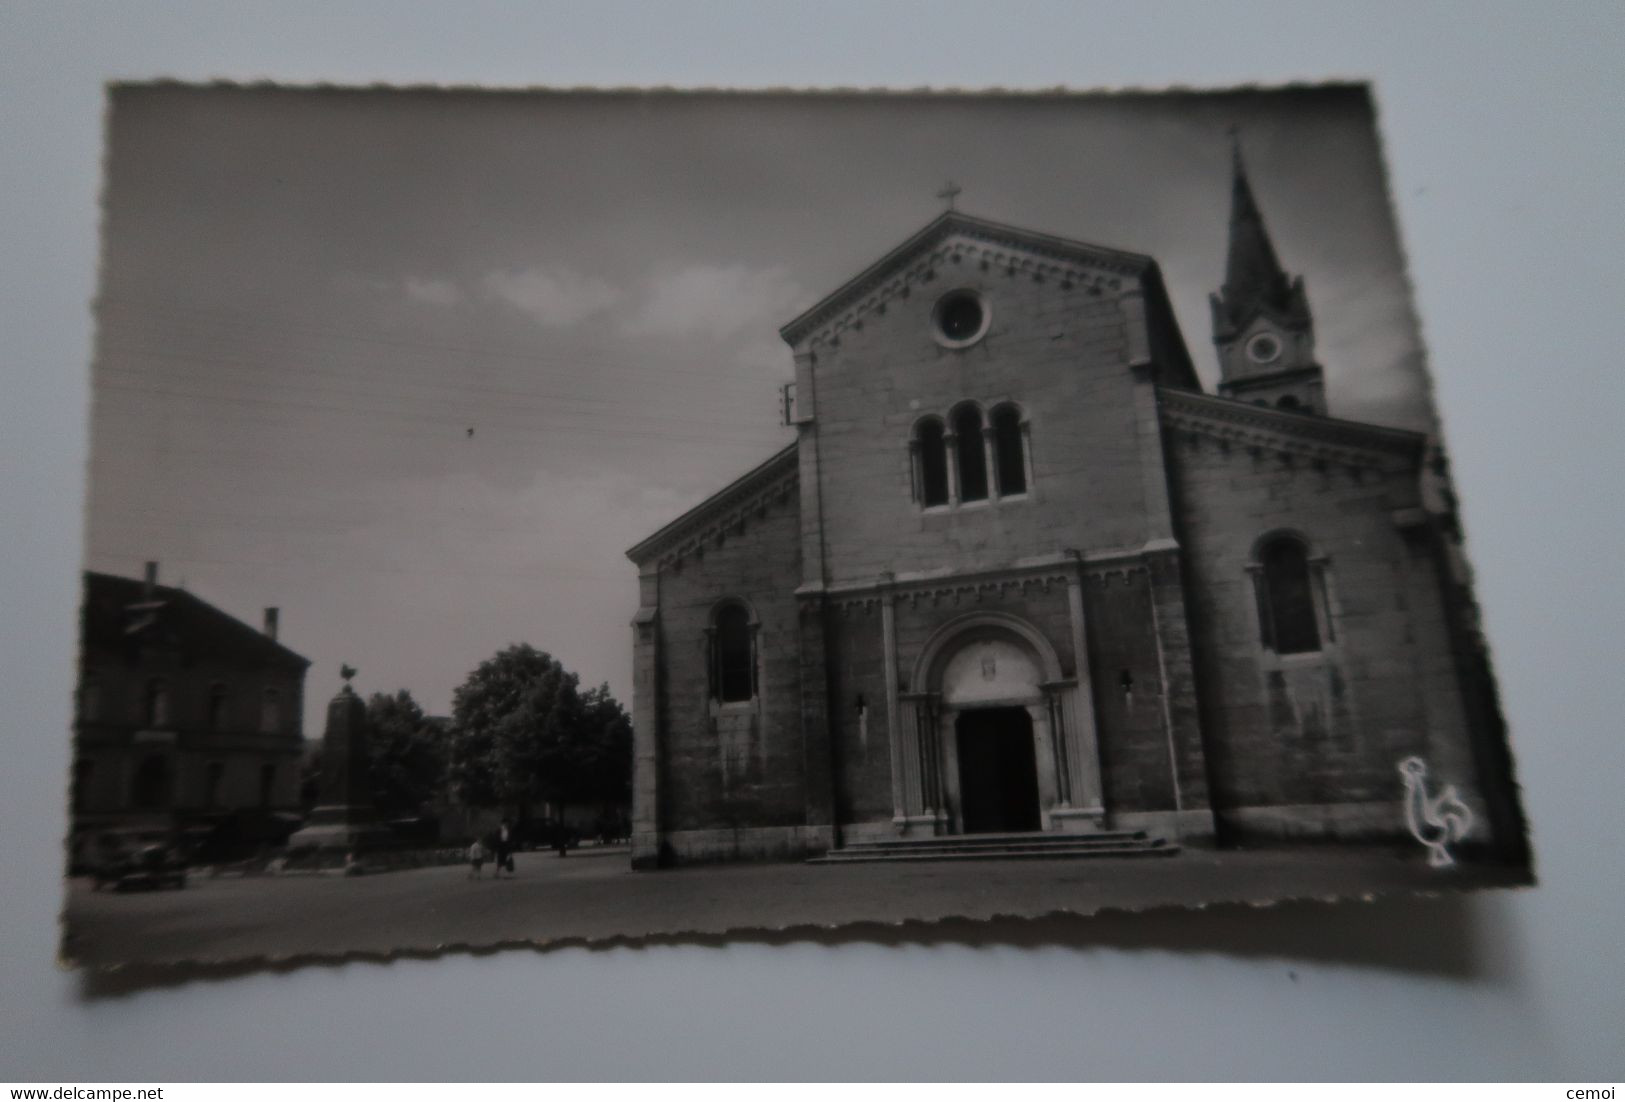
[649, 483, 808, 860]
[795, 240, 1167, 589]
[1164, 422, 1481, 841]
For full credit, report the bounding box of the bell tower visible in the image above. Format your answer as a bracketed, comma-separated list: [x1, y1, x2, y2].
[1209, 135, 1327, 415]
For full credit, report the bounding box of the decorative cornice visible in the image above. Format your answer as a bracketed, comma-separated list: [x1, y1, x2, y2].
[779, 212, 1152, 350]
[820, 544, 1166, 612]
[1158, 387, 1425, 471]
[626, 443, 799, 570]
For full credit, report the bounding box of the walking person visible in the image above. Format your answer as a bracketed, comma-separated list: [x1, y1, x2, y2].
[494, 817, 516, 877]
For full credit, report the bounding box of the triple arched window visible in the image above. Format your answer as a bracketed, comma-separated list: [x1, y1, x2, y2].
[709, 600, 758, 704]
[911, 401, 1030, 508]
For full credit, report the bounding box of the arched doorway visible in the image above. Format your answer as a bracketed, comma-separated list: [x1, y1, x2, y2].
[896, 610, 1105, 837]
[935, 631, 1051, 833]
[955, 706, 1041, 833]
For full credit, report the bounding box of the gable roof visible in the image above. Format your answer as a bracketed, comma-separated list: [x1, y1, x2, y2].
[1158, 388, 1426, 471]
[778, 210, 1158, 348]
[626, 442, 800, 569]
[81, 571, 311, 672]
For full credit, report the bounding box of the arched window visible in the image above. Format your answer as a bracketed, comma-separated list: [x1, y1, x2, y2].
[143, 678, 170, 728]
[1256, 536, 1321, 654]
[260, 688, 282, 734]
[913, 417, 950, 507]
[991, 404, 1027, 496]
[711, 602, 756, 704]
[207, 683, 229, 732]
[131, 754, 172, 810]
[1276, 394, 1303, 412]
[953, 405, 988, 502]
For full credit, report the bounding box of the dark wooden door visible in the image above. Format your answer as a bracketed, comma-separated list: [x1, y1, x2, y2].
[955, 707, 1041, 833]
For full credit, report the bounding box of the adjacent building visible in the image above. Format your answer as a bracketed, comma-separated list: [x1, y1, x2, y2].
[72, 562, 310, 839]
[625, 147, 1526, 867]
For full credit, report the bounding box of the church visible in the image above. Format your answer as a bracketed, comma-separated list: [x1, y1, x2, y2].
[625, 148, 1525, 868]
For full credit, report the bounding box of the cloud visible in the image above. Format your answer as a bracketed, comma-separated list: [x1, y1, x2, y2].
[403, 276, 464, 307]
[623, 263, 807, 341]
[481, 265, 622, 328]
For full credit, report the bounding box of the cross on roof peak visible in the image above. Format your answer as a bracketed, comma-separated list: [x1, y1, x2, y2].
[936, 180, 962, 210]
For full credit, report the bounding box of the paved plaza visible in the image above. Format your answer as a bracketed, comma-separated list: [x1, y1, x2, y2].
[59, 845, 1529, 969]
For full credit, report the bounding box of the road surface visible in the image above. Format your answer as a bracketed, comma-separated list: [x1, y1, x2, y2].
[60, 844, 1527, 969]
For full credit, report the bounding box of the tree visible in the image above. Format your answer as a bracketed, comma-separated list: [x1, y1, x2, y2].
[363, 689, 447, 818]
[578, 682, 633, 807]
[448, 644, 596, 819]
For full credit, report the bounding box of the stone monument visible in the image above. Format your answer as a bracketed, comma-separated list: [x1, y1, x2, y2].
[286, 666, 392, 864]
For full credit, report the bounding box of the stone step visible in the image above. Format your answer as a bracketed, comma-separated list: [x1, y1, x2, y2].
[825, 845, 1170, 864]
[808, 841, 1179, 865]
[838, 829, 1147, 852]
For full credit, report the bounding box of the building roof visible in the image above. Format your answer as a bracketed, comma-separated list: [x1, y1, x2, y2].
[778, 209, 1160, 348]
[81, 571, 312, 672]
[625, 442, 799, 569]
[1158, 388, 1427, 471]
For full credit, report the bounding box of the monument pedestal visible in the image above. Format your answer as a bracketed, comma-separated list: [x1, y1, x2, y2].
[285, 680, 395, 866]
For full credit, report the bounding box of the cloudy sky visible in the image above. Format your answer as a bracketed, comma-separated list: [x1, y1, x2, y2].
[84, 84, 1431, 733]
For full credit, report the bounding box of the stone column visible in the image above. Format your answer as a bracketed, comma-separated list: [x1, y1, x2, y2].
[1051, 553, 1107, 829]
[629, 564, 662, 869]
[797, 590, 836, 852]
[982, 424, 1001, 502]
[899, 691, 945, 835]
[880, 579, 910, 823]
[1144, 541, 1215, 843]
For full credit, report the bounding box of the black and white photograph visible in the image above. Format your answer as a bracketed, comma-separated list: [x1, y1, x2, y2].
[61, 83, 1534, 970]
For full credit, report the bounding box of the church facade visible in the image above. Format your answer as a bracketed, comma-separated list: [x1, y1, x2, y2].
[625, 153, 1524, 868]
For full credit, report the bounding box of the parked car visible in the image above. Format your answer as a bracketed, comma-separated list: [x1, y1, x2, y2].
[514, 817, 580, 852]
[189, 809, 304, 865]
[88, 829, 188, 891]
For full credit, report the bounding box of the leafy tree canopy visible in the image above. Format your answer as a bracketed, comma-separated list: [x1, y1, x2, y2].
[363, 688, 447, 818]
[448, 645, 631, 814]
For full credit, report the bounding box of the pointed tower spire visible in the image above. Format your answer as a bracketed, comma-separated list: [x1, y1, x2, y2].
[1209, 131, 1327, 415]
[1218, 131, 1294, 330]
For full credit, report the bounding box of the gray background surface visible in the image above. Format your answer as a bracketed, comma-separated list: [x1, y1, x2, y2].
[1, 0, 1620, 1082]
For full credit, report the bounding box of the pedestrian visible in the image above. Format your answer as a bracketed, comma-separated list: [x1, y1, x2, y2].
[467, 835, 486, 879]
[495, 817, 515, 876]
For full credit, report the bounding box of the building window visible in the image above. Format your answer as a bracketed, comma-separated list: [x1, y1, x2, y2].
[131, 754, 171, 810]
[259, 764, 277, 808]
[913, 417, 950, 507]
[1256, 536, 1321, 654]
[143, 678, 170, 728]
[952, 404, 989, 502]
[205, 762, 226, 807]
[260, 688, 282, 734]
[932, 289, 991, 348]
[991, 403, 1028, 496]
[711, 601, 756, 704]
[207, 683, 229, 732]
[78, 674, 102, 723]
[1276, 394, 1302, 412]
